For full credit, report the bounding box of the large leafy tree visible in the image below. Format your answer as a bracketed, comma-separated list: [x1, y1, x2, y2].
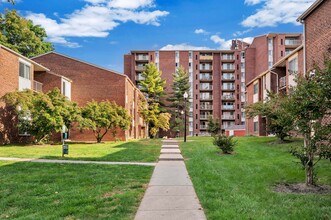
[80, 100, 131, 143]
[167, 66, 190, 135]
[2, 88, 79, 143]
[0, 10, 54, 57]
[138, 63, 170, 137]
[246, 92, 294, 141]
[287, 60, 331, 186]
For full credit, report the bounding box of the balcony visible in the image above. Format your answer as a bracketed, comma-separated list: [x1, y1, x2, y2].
[136, 55, 149, 61]
[135, 66, 146, 71]
[279, 76, 286, 88]
[200, 105, 213, 110]
[136, 74, 145, 81]
[285, 39, 302, 46]
[200, 85, 213, 90]
[222, 86, 235, 91]
[200, 65, 212, 71]
[33, 80, 43, 92]
[200, 125, 208, 130]
[222, 54, 235, 61]
[222, 105, 235, 110]
[200, 55, 213, 60]
[222, 75, 235, 81]
[222, 115, 235, 120]
[200, 95, 213, 100]
[200, 75, 213, 81]
[222, 95, 235, 100]
[200, 115, 211, 120]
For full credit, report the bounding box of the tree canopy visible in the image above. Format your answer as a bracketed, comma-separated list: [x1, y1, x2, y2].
[0, 9, 54, 57]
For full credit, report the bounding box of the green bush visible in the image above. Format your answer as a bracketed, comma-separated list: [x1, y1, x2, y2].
[213, 134, 236, 154]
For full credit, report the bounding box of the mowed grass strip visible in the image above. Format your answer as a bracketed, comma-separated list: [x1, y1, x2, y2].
[0, 139, 161, 162]
[0, 161, 153, 219]
[181, 136, 331, 220]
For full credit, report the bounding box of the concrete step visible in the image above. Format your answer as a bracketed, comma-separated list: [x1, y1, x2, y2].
[161, 149, 181, 154]
[161, 145, 179, 149]
[159, 154, 184, 161]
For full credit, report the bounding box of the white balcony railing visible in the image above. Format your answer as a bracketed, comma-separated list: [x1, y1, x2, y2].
[200, 85, 213, 90]
[200, 115, 211, 120]
[200, 55, 213, 60]
[222, 55, 234, 60]
[285, 39, 302, 46]
[136, 55, 149, 61]
[222, 105, 235, 110]
[200, 95, 213, 100]
[200, 75, 213, 81]
[222, 86, 235, 90]
[33, 80, 43, 92]
[222, 76, 235, 80]
[222, 115, 235, 120]
[137, 74, 145, 81]
[222, 95, 235, 100]
[200, 125, 208, 129]
[200, 105, 213, 110]
[135, 66, 146, 71]
[200, 65, 212, 71]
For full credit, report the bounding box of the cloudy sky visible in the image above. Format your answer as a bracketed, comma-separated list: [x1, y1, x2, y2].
[1, 0, 314, 72]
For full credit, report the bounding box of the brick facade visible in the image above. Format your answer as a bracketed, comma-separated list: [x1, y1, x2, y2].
[32, 52, 147, 142]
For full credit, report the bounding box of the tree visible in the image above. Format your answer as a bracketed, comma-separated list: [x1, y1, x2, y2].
[213, 134, 237, 154]
[287, 60, 331, 186]
[207, 116, 221, 136]
[80, 100, 131, 143]
[2, 88, 79, 143]
[167, 66, 190, 135]
[138, 63, 170, 137]
[246, 92, 294, 141]
[0, 10, 54, 57]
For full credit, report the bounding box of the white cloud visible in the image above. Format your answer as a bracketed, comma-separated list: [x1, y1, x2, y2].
[25, 0, 168, 48]
[242, 0, 315, 28]
[233, 29, 252, 37]
[48, 36, 81, 48]
[194, 28, 209, 35]
[160, 43, 211, 51]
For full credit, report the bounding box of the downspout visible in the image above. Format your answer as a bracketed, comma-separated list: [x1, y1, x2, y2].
[302, 20, 307, 76]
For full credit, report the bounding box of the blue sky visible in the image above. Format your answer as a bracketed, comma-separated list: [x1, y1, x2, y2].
[1, 0, 314, 72]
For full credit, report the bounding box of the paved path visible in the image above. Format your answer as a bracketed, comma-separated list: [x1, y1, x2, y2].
[0, 157, 156, 166]
[134, 140, 207, 220]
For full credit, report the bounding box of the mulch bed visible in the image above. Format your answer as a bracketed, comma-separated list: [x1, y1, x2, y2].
[273, 183, 331, 194]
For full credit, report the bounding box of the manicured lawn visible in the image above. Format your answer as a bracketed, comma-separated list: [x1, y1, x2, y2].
[0, 161, 153, 219]
[181, 136, 331, 220]
[0, 139, 161, 162]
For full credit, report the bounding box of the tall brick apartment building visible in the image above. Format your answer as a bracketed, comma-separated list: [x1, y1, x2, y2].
[298, 0, 331, 72]
[0, 44, 50, 144]
[124, 42, 249, 136]
[32, 52, 147, 142]
[244, 33, 303, 136]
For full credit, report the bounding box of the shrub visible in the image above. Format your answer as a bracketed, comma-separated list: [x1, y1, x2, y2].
[213, 134, 236, 154]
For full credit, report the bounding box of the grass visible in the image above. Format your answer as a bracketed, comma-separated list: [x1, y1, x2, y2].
[0, 160, 153, 219]
[181, 136, 331, 220]
[0, 139, 161, 162]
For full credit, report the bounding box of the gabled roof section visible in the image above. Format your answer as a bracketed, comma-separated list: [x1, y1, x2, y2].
[0, 44, 50, 71]
[297, 0, 325, 23]
[32, 51, 125, 77]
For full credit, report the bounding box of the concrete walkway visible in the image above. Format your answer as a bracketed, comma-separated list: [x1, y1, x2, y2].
[0, 157, 156, 166]
[134, 140, 207, 220]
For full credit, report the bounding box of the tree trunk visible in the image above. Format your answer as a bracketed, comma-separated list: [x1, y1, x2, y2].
[304, 136, 314, 186]
[305, 162, 314, 186]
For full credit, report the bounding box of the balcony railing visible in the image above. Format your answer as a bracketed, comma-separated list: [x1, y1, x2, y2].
[279, 76, 286, 88]
[222, 76, 235, 80]
[285, 39, 302, 46]
[222, 55, 234, 60]
[200, 125, 208, 129]
[33, 80, 43, 92]
[200, 105, 213, 110]
[200, 75, 213, 81]
[135, 66, 146, 71]
[222, 86, 235, 90]
[136, 55, 149, 61]
[200, 95, 213, 100]
[200, 55, 213, 60]
[200, 115, 211, 120]
[222, 115, 235, 120]
[200, 85, 213, 90]
[222, 95, 235, 100]
[200, 65, 212, 71]
[137, 74, 145, 81]
[222, 105, 235, 110]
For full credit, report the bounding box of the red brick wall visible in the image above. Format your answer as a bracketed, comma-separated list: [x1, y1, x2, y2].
[34, 71, 62, 93]
[32, 53, 134, 142]
[305, 0, 331, 71]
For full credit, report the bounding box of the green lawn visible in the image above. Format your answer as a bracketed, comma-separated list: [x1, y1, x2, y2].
[0, 161, 153, 219]
[0, 139, 161, 162]
[181, 136, 331, 220]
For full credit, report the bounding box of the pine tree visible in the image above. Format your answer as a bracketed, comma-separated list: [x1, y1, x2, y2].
[167, 66, 190, 135]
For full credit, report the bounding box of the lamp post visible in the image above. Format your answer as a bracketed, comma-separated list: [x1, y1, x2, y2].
[183, 91, 188, 142]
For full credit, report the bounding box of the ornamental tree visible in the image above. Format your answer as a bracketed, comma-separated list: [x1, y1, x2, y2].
[287, 60, 331, 186]
[80, 100, 131, 143]
[0, 10, 54, 57]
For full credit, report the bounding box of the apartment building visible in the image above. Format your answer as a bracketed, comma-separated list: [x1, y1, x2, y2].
[32, 52, 147, 142]
[298, 0, 331, 72]
[124, 42, 248, 136]
[0, 44, 50, 144]
[245, 33, 303, 136]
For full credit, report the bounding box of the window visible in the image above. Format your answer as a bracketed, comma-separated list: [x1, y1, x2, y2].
[62, 81, 66, 96]
[196, 114, 198, 119]
[281, 39, 283, 45]
[288, 57, 298, 75]
[155, 52, 159, 58]
[189, 62, 192, 67]
[281, 51, 284, 57]
[189, 52, 192, 59]
[19, 62, 31, 80]
[150, 55, 153, 61]
[254, 122, 258, 132]
[253, 83, 258, 94]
